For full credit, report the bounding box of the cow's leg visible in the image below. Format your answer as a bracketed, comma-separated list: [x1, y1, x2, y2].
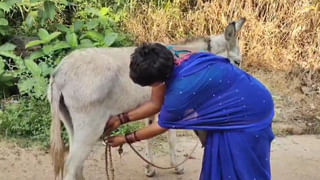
[144, 116, 156, 177]
[64, 110, 110, 180]
[168, 129, 184, 174]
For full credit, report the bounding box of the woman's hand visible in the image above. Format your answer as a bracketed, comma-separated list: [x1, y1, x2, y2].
[107, 135, 126, 147]
[106, 122, 167, 147]
[104, 115, 121, 136]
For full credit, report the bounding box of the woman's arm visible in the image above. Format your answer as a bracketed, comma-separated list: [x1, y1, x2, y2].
[107, 122, 167, 147]
[104, 83, 166, 136]
[127, 83, 166, 121]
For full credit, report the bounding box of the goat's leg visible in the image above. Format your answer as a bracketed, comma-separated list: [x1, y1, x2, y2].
[168, 129, 184, 174]
[144, 116, 156, 177]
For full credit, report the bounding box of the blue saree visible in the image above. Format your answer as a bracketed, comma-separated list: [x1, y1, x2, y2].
[158, 52, 274, 180]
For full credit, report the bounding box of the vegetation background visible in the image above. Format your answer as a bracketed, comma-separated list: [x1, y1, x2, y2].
[0, 0, 319, 148]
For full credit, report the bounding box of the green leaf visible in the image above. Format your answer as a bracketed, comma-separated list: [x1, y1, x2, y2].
[86, 19, 99, 30]
[39, 62, 53, 76]
[86, 31, 104, 43]
[0, 18, 8, 25]
[25, 59, 41, 77]
[25, 40, 44, 48]
[46, 32, 61, 42]
[0, 57, 4, 74]
[79, 39, 94, 48]
[73, 21, 84, 33]
[104, 32, 118, 47]
[88, 8, 100, 16]
[0, 51, 20, 60]
[58, 0, 68, 5]
[98, 16, 108, 27]
[33, 76, 48, 98]
[26, 50, 45, 61]
[100, 7, 109, 16]
[0, 74, 15, 86]
[12, 57, 24, 70]
[25, 11, 37, 27]
[44, 1, 56, 20]
[0, 10, 4, 17]
[0, 25, 12, 36]
[56, 24, 70, 33]
[80, 39, 92, 44]
[30, 0, 42, 3]
[0, 2, 11, 12]
[6, 0, 22, 7]
[43, 44, 54, 55]
[38, 28, 49, 41]
[18, 78, 34, 95]
[79, 33, 87, 39]
[0, 43, 16, 51]
[66, 32, 78, 48]
[38, 9, 46, 26]
[53, 41, 70, 51]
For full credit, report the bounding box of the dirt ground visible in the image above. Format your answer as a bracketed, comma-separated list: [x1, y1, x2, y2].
[0, 134, 320, 180]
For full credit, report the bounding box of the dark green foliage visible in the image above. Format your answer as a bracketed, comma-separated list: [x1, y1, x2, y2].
[0, 0, 136, 147]
[0, 98, 52, 147]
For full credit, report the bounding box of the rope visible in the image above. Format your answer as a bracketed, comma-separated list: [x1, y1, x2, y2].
[105, 145, 115, 180]
[103, 137, 199, 179]
[127, 140, 199, 170]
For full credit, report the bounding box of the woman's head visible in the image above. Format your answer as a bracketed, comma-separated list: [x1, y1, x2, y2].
[130, 43, 174, 86]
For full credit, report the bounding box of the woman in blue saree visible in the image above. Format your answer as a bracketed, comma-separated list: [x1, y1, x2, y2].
[106, 43, 274, 180]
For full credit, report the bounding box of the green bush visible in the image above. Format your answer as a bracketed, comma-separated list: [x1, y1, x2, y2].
[0, 98, 51, 147]
[0, 0, 136, 147]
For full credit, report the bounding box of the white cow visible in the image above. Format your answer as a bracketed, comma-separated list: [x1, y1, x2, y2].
[48, 18, 246, 180]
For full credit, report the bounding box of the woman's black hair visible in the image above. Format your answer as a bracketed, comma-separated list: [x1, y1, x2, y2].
[130, 43, 174, 86]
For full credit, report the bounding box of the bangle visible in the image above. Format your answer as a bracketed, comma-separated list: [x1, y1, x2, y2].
[125, 131, 140, 144]
[118, 112, 130, 124]
[133, 131, 140, 141]
[124, 133, 134, 144]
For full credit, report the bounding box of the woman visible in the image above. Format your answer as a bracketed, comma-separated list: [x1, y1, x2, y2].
[105, 43, 274, 180]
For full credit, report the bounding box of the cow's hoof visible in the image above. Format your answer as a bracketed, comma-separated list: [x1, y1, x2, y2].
[174, 166, 184, 174]
[145, 166, 156, 177]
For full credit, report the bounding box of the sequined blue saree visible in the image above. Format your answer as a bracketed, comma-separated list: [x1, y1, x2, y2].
[158, 52, 274, 180]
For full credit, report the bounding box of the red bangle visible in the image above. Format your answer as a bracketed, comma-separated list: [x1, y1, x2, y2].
[118, 112, 130, 124]
[125, 131, 140, 144]
[124, 133, 134, 144]
[133, 131, 140, 141]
